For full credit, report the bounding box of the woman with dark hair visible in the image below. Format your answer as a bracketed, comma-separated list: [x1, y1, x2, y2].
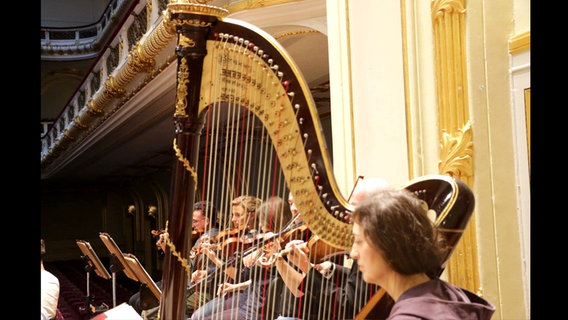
[275, 178, 394, 320]
[350, 188, 495, 320]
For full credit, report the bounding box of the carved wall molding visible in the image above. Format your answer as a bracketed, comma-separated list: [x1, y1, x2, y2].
[431, 0, 481, 294]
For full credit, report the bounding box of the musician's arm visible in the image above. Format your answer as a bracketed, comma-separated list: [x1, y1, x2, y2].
[201, 246, 238, 280]
[274, 256, 305, 298]
[217, 279, 252, 296]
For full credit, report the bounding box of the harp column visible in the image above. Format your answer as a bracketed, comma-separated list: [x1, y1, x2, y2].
[161, 2, 228, 319]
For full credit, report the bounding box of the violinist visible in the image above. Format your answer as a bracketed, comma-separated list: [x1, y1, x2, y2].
[186, 201, 222, 316]
[188, 195, 262, 319]
[199, 195, 263, 282]
[275, 177, 395, 320]
[229, 194, 262, 235]
[128, 201, 220, 317]
[190, 196, 293, 320]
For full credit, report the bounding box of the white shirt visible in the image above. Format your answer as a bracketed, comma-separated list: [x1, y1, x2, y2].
[41, 267, 60, 320]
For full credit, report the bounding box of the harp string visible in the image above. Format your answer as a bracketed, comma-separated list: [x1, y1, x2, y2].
[224, 38, 246, 316]
[190, 34, 286, 319]
[200, 34, 227, 316]
[200, 35, 225, 317]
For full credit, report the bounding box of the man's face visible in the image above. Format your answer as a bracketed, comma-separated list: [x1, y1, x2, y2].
[192, 209, 208, 231]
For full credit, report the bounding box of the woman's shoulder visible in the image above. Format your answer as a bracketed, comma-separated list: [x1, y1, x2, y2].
[390, 279, 495, 320]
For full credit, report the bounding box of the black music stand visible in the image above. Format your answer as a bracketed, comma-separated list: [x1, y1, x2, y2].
[99, 232, 161, 310]
[123, 253, 161, 310]
[75, 240, 112, 314]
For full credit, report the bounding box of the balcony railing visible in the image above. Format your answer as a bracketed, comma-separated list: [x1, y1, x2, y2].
[40, 0, 173, 175]
[40, 0, 135, 61]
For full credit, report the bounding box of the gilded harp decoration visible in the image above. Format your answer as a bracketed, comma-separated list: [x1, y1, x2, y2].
[174, 57, 190, 117]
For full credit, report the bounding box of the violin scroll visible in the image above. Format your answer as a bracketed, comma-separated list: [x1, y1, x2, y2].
[152, 230, 168, 252]
[151, 229, 165, 237]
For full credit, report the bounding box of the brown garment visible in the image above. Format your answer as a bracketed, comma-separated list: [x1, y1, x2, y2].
[388, 279, 495, 320]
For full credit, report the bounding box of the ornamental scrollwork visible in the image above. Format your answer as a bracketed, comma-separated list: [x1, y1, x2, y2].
[438, 121, 473, 177]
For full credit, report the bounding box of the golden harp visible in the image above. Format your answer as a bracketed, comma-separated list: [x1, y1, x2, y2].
[159, 2, 475, 319]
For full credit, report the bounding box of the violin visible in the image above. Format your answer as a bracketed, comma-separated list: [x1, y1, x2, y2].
[223, 219, 306, 258]
[151, 229, 204, 252]
[257, 231, 345, 267]
[151, 229, 165, 237]
[151, 229, 167, 252]
[250, 220, 309, 267]
[191, 229, 205, 243]
[152, 228, 203, 240]
[274, 216, 344, 264]
[200, 219, 309, 268]
[211, 224, 248, 243]
[208, 230, 263, 259]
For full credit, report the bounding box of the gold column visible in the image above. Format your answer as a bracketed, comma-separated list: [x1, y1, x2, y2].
[431, 0, 481, 295]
